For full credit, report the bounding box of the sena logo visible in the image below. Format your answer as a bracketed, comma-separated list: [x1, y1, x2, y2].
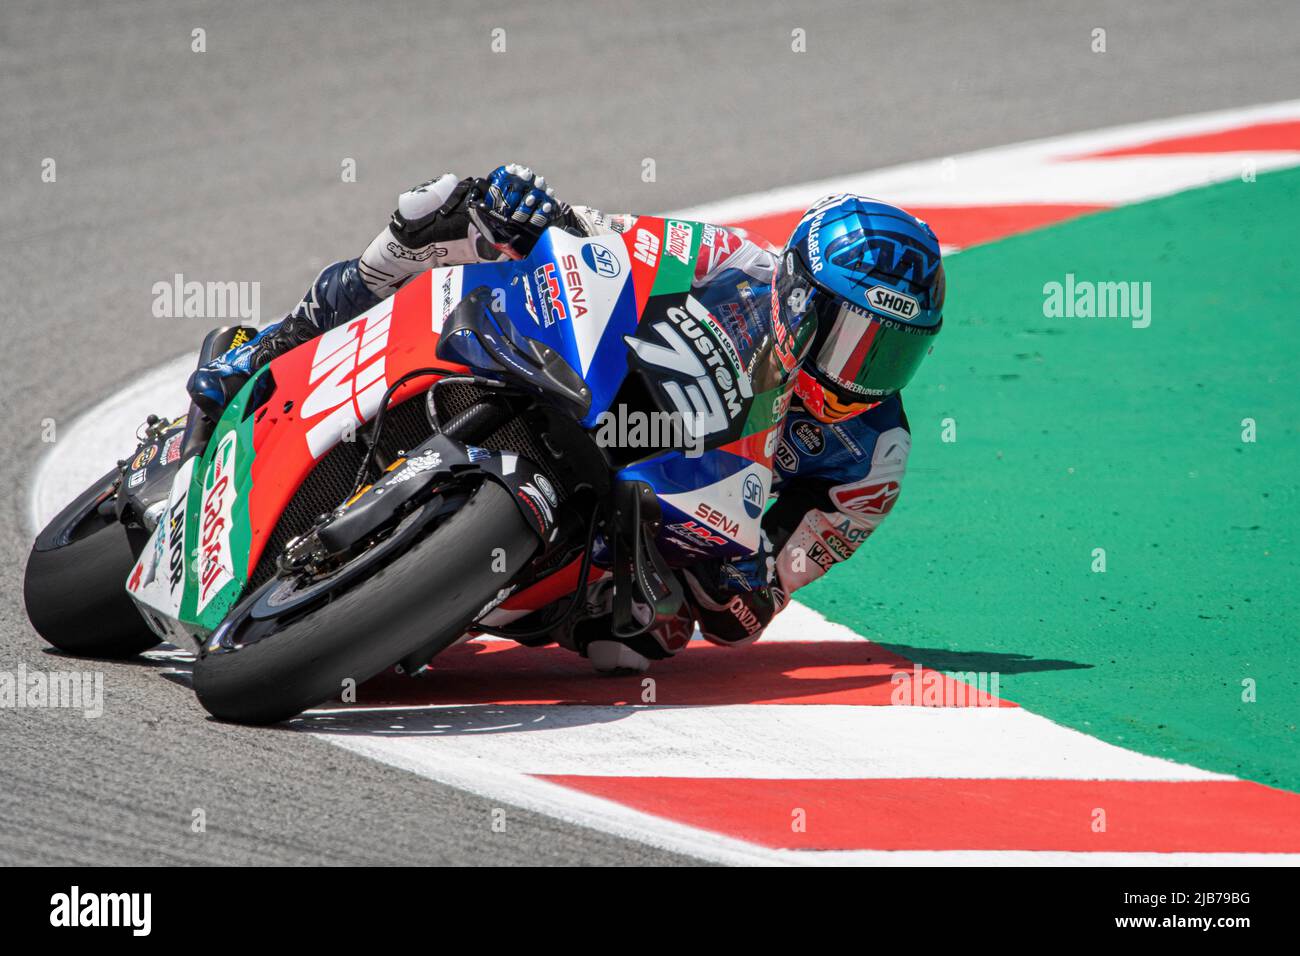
[301, 311, 392, 459]
[694, 502, 740, 539]
[833, 480, 900, 516]
[559, 254, 588, 320]
[866, 285, 920, 320]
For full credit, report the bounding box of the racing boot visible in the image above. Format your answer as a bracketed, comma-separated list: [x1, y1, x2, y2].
[185, 312, 320, 422]
[560, 578, 695, 676]
[587, 606, 695, 676]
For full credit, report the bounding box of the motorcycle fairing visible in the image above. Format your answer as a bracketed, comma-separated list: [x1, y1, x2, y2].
[126, 456, 199, 648]
[436, 225, 649, 428]
[126, 214, 795, 638]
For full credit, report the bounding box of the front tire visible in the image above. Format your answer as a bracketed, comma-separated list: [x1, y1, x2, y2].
[193, 480, 539, 725]
[24, 470, 160, 659]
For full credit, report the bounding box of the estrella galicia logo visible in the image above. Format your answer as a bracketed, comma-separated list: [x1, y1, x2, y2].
[742, 472, 764, 518]
[791, 420, 824, 456]
[582, 242, 621, 278]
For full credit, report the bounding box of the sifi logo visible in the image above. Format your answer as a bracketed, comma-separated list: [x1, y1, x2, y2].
[865, 285, 920, 320]
[581, 242, 621, 278]
[301, 310, 392, 459]
[742, 472, 765, 518]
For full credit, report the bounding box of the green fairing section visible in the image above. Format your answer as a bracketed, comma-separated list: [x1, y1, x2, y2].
[178, 369, 264, 633]
[648, 219, 705, 296]
[740, 384, 791, 439]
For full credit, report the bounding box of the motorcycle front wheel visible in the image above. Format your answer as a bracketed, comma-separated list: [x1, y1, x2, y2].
[24, 469, 161, 659]
[193, 479, 538, 725]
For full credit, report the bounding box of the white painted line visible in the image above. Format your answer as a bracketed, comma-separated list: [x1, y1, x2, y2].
[828, 153, 1299, 208]
[308, 704, 1229, 781]
[743, 598, 866, 642]
[29, 353, 197, 534]
[321, 731, 789, 866]
[675, 98, 1300, 222]
[680, 153, 1299, 219]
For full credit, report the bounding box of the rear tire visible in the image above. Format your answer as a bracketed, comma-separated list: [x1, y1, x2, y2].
[24, 471, 160, 659]
[193, 480, 538, 725]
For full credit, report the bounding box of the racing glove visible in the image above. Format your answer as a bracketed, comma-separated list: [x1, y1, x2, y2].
[357, 165, 574, 294]
[470, 163, 574, 260]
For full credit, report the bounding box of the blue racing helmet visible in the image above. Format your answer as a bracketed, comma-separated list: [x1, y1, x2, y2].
[778, 195, 945, 420]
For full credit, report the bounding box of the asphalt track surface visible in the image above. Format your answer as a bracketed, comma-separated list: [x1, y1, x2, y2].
[3, 1, 1299, 865]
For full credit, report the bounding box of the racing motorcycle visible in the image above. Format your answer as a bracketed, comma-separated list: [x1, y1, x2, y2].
[24, 215, 800, 724]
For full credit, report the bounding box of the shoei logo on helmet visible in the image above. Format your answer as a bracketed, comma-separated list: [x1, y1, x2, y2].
[865, 285, 921, 321]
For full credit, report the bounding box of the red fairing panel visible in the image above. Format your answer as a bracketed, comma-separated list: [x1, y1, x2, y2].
[244, 270, 462, 573]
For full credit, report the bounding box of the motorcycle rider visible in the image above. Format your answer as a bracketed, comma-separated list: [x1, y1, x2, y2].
[187, 164, 945, 674]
